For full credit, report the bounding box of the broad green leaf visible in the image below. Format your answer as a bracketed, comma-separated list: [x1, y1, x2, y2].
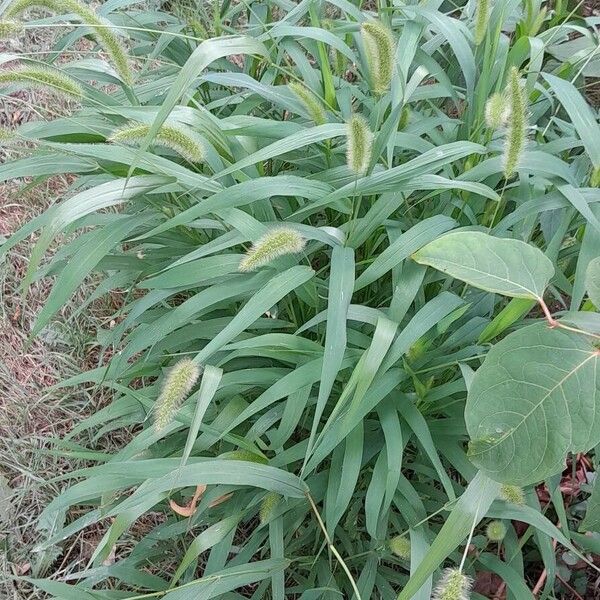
[413, 231, 554, 300]
[466, 323, 600, 485]
[586, 256, 600, 308]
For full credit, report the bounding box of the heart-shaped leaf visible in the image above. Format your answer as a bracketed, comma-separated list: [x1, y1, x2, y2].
[586, 256, 600, 308]
[466, 323, 600, 485]
[412, 231, 554, 300]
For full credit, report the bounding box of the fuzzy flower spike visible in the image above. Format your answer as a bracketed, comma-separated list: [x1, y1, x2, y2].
[289, 81, 326, 125]
[503, 66, 527, 178]
[499, 484, 525, 505]
[346, 114, 373, 176]
[110, 122, 205, 164]
[239, 227, 306, 272]
[432, 568, 472, 600]
[474, 0, 490, 46]
[484, 92, 509, 130]
[154, 358, 200, 431]
[0, 65, 82, 99]
[361, 20, 395, 94]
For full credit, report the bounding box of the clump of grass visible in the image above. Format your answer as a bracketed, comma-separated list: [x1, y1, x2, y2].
[154, 359, 201, 431]
[502, 67, 528, 178]
[0, 66, 82, 99]
[5, 0, 132, 84]
[289, 81, 326, 125]
[361, 20, 395, 94]
[432, 569, 472, 600]
[346, 114, 373, 175]
[238, 228, 306, 272]
[109, 122, 205, 163]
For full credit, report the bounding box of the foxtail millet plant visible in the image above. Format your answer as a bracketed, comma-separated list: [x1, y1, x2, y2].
[346, 114, 373, 176]
[432, 569, 473, 600]
[502, 66, 527, 178]
[154, 358, 201, 431]
[361, 20, 395, 94]
[109, 122, 205, 163]
[289, 81, 326, 125]
[238, 228, 306, 272]
[0, 65, 82, 98]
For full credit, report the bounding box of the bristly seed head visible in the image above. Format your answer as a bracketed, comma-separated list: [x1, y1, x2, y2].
[154, 358, 201, 431]
[346, 114, 373, 176]
[289, 81, 326, 125]
[109, 122, 205, 163]
[0, 19, 23, 38]
[239, 227, 306, 272]
[259, 492, 280, 525]
[499, 484, 525, 505]
[388, 535, 411, 559]
[474, 0, 490, 46]
[432, 568, 473, 600]
[0, 65, 83, 99]
[361, 20, 395, 94]
[502, 66, 527, 179]
[484, 92, 509, 130]
[485, 520, 507, 542]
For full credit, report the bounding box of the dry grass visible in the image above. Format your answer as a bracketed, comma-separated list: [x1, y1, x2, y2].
[0, 23, 114, 600]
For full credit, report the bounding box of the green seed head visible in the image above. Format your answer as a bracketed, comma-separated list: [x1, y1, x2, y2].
[110, 122, 205, 163]
[0, 127, 16, 143]
[474, 0, 490, 46]
[0, 66, 83, 99]
[361, 20, 395, 94]
[503, 66, 527, 179]
[239, 227, 306, 272]
[5, 0, 59, 18]
[485, 520, 507, 542]
[485, 92, 509, 130]
[500, 484, 525, 505]
[0, 20, 23, 38]
[289, 81, 326, 125]
[590, 165, 600, 187]
[259, 492, 280, 525]
[432, 569, 472, 600]
[388, 535, 411, 559]
[346, 114, 373, 176]
[154, 358, 201, 431]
